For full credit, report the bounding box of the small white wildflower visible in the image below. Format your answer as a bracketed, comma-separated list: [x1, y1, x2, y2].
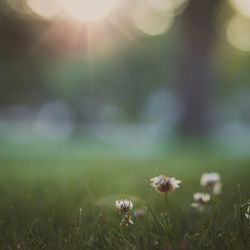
[115, 199, 134, 226]
[193, 192, 211, 202]
[245, 203, 250, 220]
[115, 199, 133, 213]
[150, 175, 181, 193]
[191, 192, 211, 212]
[169, 177, 181, 189]
[200, 172, 220, 186]
[200, 172, 222, 195]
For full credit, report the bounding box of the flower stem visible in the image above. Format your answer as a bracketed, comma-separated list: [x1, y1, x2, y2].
[164, 193, 168, 211]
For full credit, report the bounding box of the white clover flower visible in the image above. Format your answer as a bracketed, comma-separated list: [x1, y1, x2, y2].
[115, 199, 134, 226]
[169, 177, 181, 189]
[193, 192, 211, 203]
[200, 172, 222, 195]
[150, 175, 181, 193]
[245, 203, 250, 220]
[191, 192, 211, 212]
[200, 172, 220, 186]
[115, 199, 133, 213]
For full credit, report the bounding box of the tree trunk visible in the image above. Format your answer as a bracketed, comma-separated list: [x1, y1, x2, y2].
[178, 0, 220, 136]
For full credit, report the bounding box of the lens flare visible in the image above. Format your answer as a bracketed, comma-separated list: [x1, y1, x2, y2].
[26, 0, 62, 19]
[229, 0, 250, 18]
[62, 0, 117, 22]
[7, 0, 31, 15]
[227, 15, 250, 52]
[132, 2, 174, 36]
[148, 0, 188, 16]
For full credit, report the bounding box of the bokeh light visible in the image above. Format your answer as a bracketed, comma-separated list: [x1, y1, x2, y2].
[132, 1, 174, 36]
[35, 101, 75, 141]
[26, 0, 62, 19]
[61, 0, 118, 22]
[227, 15, 250, 52]
[148, 0, 188, 16]
[229, 0, 250, 18]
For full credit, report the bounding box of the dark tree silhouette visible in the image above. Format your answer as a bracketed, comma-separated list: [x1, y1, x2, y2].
[178, 0, 221, 135]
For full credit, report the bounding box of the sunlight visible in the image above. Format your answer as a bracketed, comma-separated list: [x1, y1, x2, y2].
[148, 0, 188, 16]
[229, 0, 250, 18]
[227, 15, 250, 52]
[26, 0, 62, 19]
[7, 0, 31, 15]
[132, 1, 174, 36]
[61, 0, 118, 22]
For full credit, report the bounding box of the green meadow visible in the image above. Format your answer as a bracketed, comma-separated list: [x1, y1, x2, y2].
[0, 141, 249, 249]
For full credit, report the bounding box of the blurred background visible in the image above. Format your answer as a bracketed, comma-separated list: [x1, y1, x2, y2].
[1, 3, 250, 248]
[1, 0, 250, 159]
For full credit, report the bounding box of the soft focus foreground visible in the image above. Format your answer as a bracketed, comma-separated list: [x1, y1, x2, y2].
[0, 149, 250, 249]
[1, 0, 250, 249]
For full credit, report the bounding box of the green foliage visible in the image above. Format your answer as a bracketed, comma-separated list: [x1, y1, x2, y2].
[0, 154, 249, 249]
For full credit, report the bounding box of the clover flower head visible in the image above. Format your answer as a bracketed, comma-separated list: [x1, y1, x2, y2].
[193, 192, 211, 203]
[115, 199, 134, 226]
[200, 172, 222, 195]
[150, 175, 181, 193]
[115, 199, 133, 213]
[191, 192, 211, 212]
[200, 172, 220, 186]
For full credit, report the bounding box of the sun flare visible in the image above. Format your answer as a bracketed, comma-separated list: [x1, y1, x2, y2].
[26, 0, 62, 19]
[62, 0, 118, 22]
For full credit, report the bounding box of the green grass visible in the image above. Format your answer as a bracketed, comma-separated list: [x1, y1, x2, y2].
[0, 144, 250, 249]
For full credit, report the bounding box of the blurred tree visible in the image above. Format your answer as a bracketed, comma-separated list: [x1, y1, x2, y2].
[0, 3, 52, 108]
[178, 0, 221, 135]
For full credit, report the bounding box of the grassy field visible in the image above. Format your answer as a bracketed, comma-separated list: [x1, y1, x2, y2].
[0, 141, 250, 249]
